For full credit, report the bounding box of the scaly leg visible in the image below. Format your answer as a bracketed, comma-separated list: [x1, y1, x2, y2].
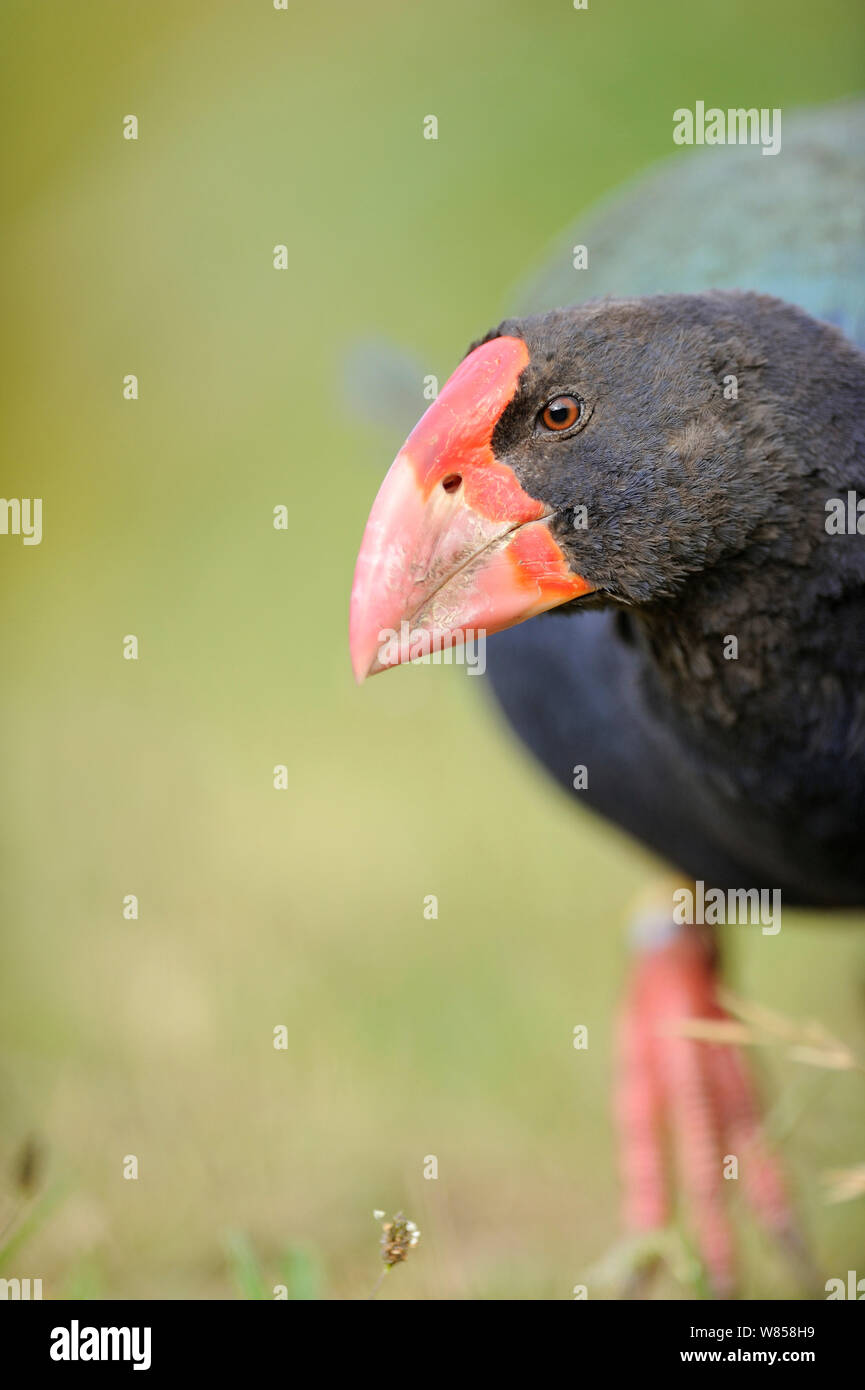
[614, 886, 798, 1297]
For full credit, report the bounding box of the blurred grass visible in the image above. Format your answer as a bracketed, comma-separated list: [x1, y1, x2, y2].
[1, 0, 864, 1299]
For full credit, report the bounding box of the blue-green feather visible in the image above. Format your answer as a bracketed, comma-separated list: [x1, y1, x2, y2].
[346, 100, 865, 435]
[510, 99, 865, 348]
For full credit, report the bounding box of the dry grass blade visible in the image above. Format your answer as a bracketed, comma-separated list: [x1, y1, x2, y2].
[823, 1165, 865, 1205]
[668, 991, 865, 1073]
[666, 1018, 757, 1046]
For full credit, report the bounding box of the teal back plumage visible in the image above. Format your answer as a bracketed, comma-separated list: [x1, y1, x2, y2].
[510, 99, 865, 349]
[344, 100, 865, 440]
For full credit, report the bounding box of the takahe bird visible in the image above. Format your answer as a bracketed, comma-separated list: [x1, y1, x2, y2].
[349, 100, 865, 1297]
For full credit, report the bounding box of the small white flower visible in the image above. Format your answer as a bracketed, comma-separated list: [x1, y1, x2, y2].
[373, 1209, 385, 1220]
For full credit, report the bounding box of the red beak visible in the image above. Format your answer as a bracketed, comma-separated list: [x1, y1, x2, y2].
[349, 336, 594, 682]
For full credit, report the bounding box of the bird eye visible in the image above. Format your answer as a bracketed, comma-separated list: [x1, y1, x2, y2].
[540, 395, 582, 432]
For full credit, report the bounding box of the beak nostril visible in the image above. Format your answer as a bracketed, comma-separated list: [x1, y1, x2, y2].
[441, 474, 462, 494]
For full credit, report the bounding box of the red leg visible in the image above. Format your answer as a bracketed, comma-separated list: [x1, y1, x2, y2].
[614, 908, 796, 1297]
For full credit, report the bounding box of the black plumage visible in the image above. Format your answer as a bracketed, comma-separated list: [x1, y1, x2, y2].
[349, 98, 865, 1296]
[484, 291, 865, 906]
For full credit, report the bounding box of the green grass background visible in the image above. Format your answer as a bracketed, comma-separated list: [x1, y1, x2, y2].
[1, 0, 864, 1299]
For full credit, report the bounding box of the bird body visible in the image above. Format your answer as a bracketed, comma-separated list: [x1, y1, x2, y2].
[486, 292, 865, 907]
[483, 102, 865, 910]
[349, 99, 865, 1294]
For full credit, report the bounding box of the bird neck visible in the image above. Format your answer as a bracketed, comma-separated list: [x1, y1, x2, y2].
[631, 543, 863, 780]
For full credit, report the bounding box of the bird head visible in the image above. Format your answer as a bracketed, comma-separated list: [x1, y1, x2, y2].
[349, 292, 815, 682]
